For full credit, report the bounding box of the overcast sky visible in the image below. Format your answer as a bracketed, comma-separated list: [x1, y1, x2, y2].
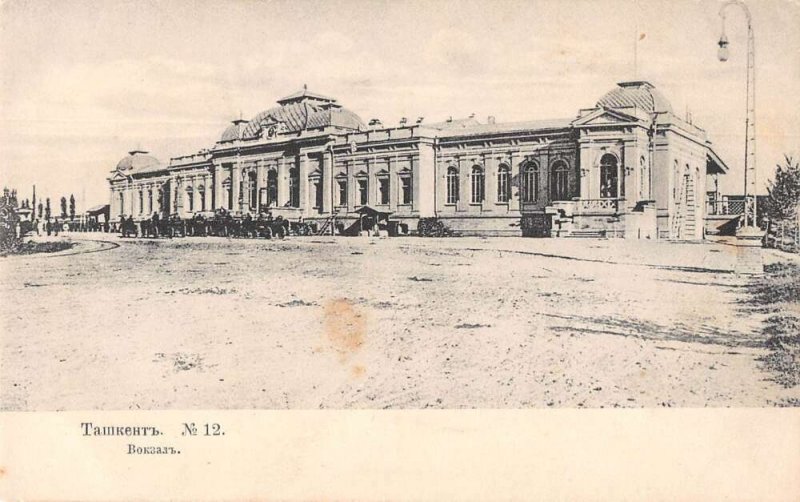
[1, 0, 798, 209]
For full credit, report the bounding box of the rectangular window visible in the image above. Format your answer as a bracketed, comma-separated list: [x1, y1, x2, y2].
[312, 179, 322, 209]
[400, 176, 412, 204]
[357, 178, 368, 205]
[378, 177, 390, 205]
[338, 180, 347, 206]
[289, 169, 299, 207]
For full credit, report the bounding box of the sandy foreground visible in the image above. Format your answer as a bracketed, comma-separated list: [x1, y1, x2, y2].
[1, 233, 797, 410]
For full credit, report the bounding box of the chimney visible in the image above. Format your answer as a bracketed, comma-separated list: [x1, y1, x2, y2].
[487, 116, 496, 125]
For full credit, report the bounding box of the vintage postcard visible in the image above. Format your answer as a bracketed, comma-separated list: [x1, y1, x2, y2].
[0, 0, 798, 499]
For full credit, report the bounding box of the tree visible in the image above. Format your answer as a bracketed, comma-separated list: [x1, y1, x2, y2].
[45, 198, 51, 220]
[60, 196, 67, 219]
[765, 155, 800, 221]
[69, 194, 76, 220]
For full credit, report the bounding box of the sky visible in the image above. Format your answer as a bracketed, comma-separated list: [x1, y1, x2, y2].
[1, 0, 798, 210]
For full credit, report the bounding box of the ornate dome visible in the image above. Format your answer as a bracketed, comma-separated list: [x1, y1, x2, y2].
[596, 81, 673, 114]
[220, 119, 248, 142]
[116, 149, 161, 172]
[239, 88, 365, 139]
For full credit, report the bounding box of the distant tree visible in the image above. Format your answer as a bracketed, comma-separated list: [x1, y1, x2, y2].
[38, 202, 43, 218]
[60, 196, 67, 219]
[45, 198, 51, 220]
[765, 155, 800, 221]
[69, 194, 76, 220]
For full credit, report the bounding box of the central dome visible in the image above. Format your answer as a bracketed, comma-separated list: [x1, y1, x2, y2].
[596, 81, 673, 114]
[221, 88, 364, 142]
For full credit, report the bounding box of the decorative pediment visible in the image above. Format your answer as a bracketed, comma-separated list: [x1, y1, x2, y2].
[308, 169, 322, 178]
[256, 119, 288, 139]
[109, 171, 128, 182]
[354, 169, 369, 177]
[374, 168, 389, 177]
[572, 107, 644, 127]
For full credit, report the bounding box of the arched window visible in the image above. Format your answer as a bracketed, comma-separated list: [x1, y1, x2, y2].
[186, 186, 194, 212]
[497, 164, 511, 203]
[522, 162, 539, 202]
[446, 166, 459, 204]
[470, 165, 484, 203]
[550, 160, 569, 201]
[138, 190, 144, 214]
[248, 171, 257, 210]
[266, 170, 278, 207]
[197, 185, 206, 211]
[289, 167, 299, 207]
[600, 154, 618, 199]
[147, 189, 153, 214]
[119, 192, 125, 216]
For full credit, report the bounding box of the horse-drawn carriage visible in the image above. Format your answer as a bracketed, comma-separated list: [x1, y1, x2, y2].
[187, 209, 289, 239]
[119, 208, 305, 240]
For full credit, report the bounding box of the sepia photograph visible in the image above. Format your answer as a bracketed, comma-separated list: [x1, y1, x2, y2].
[1, 0, 799, 417]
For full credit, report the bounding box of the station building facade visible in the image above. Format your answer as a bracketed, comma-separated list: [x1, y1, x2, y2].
[108, 81, 729, 239]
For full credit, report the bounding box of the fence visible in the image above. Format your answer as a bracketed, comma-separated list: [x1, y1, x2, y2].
[707, 199, 745, 216]
[763, 213, 800, 254]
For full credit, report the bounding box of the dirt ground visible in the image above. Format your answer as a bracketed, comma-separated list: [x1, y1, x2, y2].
[1, 233, 798, 410]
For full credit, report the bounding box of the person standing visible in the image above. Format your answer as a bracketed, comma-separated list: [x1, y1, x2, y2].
[151, 212, 160, 238]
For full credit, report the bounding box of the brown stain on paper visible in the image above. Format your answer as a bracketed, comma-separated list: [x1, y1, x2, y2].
[323, 298, 366, 360]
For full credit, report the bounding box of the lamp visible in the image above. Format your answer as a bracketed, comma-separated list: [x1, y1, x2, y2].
[717, 33, 729, 62]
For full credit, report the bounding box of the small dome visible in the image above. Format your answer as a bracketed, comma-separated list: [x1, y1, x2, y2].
[219, 119, 248, 142]
[596, 81, 673, 114]
[116, 149, 160, 172]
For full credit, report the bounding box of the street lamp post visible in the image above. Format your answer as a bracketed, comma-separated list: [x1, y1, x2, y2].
[717, 0, 757, 229]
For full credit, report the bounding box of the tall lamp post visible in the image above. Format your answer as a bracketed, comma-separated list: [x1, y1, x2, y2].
[717, 0, 757, 229]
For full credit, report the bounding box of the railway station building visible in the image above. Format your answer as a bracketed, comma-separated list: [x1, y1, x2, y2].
[108, 81, 729, 239]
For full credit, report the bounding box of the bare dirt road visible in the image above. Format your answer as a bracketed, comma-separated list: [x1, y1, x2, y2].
[1, 233, 797, 410]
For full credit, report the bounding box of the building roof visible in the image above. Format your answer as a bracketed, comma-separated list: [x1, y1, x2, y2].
[86, 204, 110, 215]
[237, 89, 365, 139]
[706, 144, 729, 174]
[431, 118, 573, 138]
[115, 150, 162, 173]
[276, 87, 337, 105]
[596, 81, 673, 114]
[425, 117, 482, 130]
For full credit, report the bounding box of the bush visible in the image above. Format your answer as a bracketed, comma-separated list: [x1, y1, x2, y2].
[417, 217, 454, 237]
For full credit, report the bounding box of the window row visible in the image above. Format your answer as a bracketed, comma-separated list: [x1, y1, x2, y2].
[329, 175, 413, 208]
[445, 160, 572, 205]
